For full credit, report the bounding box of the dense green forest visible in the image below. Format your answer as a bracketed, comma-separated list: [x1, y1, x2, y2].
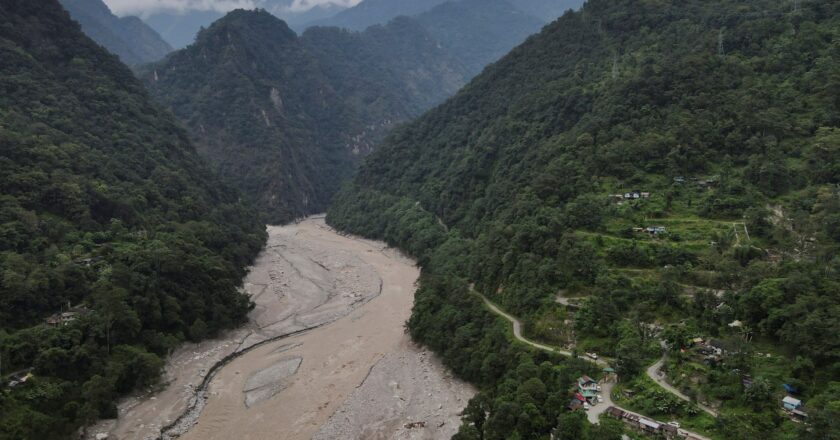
[141, 9, 468, 224]
[329, 0, 840, 438]
[0, 1, 266, 438]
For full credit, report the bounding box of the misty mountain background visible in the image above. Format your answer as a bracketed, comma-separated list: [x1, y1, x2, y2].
[100, 0, 584, 50]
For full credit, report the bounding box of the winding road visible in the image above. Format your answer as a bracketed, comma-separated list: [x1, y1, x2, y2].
[647, 347, 718, 417]
[476, 292, 714, 440]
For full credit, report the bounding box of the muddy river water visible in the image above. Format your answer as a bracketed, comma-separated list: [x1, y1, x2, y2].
[89, 216, 473, 440]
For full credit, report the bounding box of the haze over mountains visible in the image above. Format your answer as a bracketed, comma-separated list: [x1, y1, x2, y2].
[140, 0, 352, 49]
[98, 0, 583, 51]
[59, 0, 172, 64]
[313, 0, 581, 31]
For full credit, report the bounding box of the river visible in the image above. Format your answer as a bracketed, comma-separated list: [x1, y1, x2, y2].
[88, 216, 473, 440]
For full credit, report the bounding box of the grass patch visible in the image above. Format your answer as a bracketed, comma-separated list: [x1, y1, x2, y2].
[612, 375, 722, 439]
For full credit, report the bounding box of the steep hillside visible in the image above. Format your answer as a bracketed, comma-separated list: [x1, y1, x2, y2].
[0, 1, 265, 438]
[329, 0, 840, 439]
[415, 0, 545, 76]
[142, 10, 467, 223]
[58, 0, 172, 65]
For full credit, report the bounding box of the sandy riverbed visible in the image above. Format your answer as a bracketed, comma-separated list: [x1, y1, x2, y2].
[88, 216, 473, 440]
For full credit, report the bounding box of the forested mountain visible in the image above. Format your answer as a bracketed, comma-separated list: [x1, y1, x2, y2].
[58, 0, 172, 65]
[0, 1, 266, 438]
[308, 0, 448, 30]
[415, 0, 545, 76]
[141, 9, 467, 223]
[329, 0, 840, 439]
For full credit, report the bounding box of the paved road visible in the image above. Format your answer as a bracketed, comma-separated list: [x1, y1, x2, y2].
[477, 292, 714, 440]
[646, 347, 718, 417]
[480, 295, 573, 355]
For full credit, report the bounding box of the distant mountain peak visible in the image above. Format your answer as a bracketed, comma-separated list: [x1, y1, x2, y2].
[197, 8, 298, 45]
[59, 0, 172, 65]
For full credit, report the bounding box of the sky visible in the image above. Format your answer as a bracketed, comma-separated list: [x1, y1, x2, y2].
[103, 0, 362, 16]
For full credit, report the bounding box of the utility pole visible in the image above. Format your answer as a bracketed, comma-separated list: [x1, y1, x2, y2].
[793, 0, 800, 12]
[718, 28, 725, 56]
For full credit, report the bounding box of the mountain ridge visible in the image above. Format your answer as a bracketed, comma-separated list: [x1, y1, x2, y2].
[141, 9, 468, 223]
[59, 0, 172, 64]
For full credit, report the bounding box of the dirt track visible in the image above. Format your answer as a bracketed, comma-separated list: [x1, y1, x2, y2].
[89, 216, 473, 440]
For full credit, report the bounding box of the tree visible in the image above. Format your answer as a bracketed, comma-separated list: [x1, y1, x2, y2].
[91, 283, 140, 353]
[744, 377, 773, 410]
[662, 325, 691, 353]
[553, 411, 587, 440]
[189, 318, 209, 342]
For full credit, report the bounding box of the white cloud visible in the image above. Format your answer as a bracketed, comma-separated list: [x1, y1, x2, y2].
[285, 0, 360, 12]
[103, 0, 360, 16]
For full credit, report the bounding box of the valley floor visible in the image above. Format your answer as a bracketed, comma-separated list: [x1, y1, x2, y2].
[88, 216, 473, 440]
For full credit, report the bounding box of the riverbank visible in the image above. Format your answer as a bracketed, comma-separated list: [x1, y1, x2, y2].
[88, 216, 473, 440]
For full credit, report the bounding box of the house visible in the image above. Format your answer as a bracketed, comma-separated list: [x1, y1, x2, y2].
[661, 423, 679, 438]
[690, 337, 704, 346]
[45, 305, 90, 327]
[639, 418, 660, 433]
[577, 375, 599, 401]
[622, 190, 649, 200]
[698, 177, 719, 189]
[789, 409, 808, 422]
[46, 311, 79, 327]
[7, 372, 32, 389]
[606, 406, 625, 419]
[567, 399, 584, 411]
[645, 226, 667, 235]
[782, 396, 802, 411]
[708, 339, 725, 355]
[73, 257, 103, 267]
